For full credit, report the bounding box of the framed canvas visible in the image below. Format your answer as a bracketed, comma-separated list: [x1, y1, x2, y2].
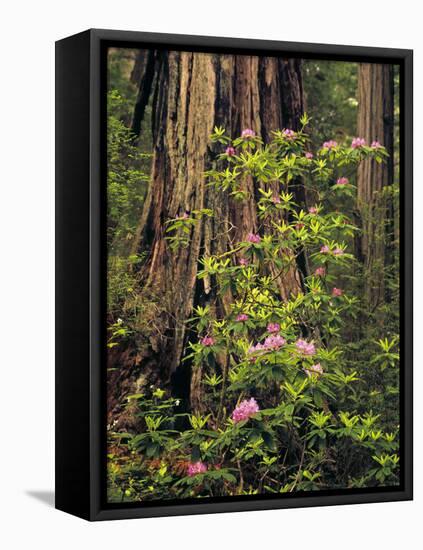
[55, 29, 413, 521]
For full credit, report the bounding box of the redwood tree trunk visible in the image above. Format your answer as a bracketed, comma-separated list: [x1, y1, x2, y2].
[108, 51, 307, 424]
[356, 63, 394, 307]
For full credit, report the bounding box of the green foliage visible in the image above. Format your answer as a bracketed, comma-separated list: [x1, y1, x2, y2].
[106, 49, 156, 328]
[107, 89, 150, 251]
[107, 121, 400, 502]
[303, 61, 358, 149]
[106, 89, 151, 322]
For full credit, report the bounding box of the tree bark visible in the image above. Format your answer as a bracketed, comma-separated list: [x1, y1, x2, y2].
[356, 63, 394, 307]
[108, 51, 306, 424]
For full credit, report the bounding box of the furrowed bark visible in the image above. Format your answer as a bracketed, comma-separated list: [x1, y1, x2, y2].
[356, 63, 394, 307]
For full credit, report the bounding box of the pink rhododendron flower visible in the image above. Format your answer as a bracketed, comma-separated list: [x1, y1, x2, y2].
[201, 336, 215, 346]
[305, 152, 314, 159]
[225, 146, 236, 156]
[336, 177, 349, 185]
[296, 339, 316, 356]
[315, 266, 326, 277]
[236, 313, 249, 322]
[308, 206, 318, 214]
[264, 334, 286, 350]
[371, 140, 382, 148]
[322, 140, 338, 149]
[332, 287, 343, 297]
[272, 195, 281, 204]
[247, 233, 261, 244]
[351, 137, 366, 149]
[320, 245, 330, 254]
[239, 257, 249, 266]
[248, 343, 265, 355]
[232, 398, 260, 423]
[241, 128, 256, 139]
[283, 128, 296, 139]
[333, 247, 344, 256]
[305, 363, 323, 377]
[187, 461, 207, 476]
[295, 222, 305, 230]
[267, 322, 280, 333]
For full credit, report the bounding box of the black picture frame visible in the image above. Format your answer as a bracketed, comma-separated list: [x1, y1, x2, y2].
[55, 28, 413, 521]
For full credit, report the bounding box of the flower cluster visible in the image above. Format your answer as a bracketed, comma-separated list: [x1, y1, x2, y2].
[263, 334, 286, 350]
[241, 128, 256, 139]
[236, 313, 249, 322]
[336, 177, 349, 185]
[305, 151, 314, 159]
[283, 128, 296, 139]
[267, 322, 280, 333]
[248, 342, 265, 355]
[332, 287, 343, 297]
[305, 363, 324, 377]
[308, 206, 318, 214]
[322, 140, 338, 149]
[315, 266, 326, 277]
[238, 257, 249, 266]
[248, 333, 286, 355]
[247, 233, 261, 244]
[320, 245, 344, 256]
[296, 339, 316, 356]
[225, 146, 236, 156]
[187, 461, 207, 477]
[351, 137, 366, 149]
[201, 336, 215, 346]
[231, 398, 260, 423]
[371, 140, 382, 148]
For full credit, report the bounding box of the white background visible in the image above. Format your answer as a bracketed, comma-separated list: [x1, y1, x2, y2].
[0, 1, 420, 548]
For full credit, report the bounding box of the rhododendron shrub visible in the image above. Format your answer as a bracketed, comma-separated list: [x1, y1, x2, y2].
[107, 117, 399, 503]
